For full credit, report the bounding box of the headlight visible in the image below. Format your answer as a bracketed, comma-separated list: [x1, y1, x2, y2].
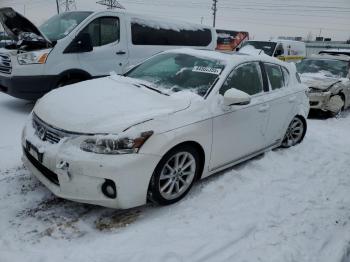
[308, 87, 329, 93]
[80, 131, 154, 155]
[17, 49, 52, 65]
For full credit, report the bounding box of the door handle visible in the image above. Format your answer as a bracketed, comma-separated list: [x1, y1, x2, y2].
[289, 96, 296, 103]
[116, 50, 126, 55]
[258, 104, 270, 112]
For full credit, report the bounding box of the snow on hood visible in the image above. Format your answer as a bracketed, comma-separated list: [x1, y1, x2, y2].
[33, 76, 192, 134]
[300, 72, 340, 90]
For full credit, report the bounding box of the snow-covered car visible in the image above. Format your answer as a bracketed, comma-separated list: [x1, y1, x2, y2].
[297, 55, 350, 116]
[21, 49, 309, 209]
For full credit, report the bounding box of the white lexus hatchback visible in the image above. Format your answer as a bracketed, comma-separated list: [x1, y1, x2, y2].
[22, 49, 309, 209]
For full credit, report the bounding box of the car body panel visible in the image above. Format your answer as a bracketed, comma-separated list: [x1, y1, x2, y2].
[22, 49, 309, 209]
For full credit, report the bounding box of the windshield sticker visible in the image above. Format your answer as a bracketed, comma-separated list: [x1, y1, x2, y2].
[192, 66, 222, 75]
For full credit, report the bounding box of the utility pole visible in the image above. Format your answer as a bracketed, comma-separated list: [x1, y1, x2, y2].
[56, 0, 77, 14]
[56, 0, 60, 14]
[96, 0, 125, 9]
[212, 0, 218, 28]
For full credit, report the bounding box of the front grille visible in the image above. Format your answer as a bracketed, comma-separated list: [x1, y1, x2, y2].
[0, 53, 12, 74]
[32, 114, 73, 144]
[23, 147, 59, 185]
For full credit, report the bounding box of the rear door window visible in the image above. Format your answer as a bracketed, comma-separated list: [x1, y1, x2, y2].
[264, 63, 284, 90]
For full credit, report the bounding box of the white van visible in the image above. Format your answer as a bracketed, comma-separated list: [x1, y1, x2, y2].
[240, 40, 306, 62]
[0, 8, 216, 100]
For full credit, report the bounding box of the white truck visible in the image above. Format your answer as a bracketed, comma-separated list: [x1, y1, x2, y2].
[240, 40, 306, 62]
[0, 8, 217, 100]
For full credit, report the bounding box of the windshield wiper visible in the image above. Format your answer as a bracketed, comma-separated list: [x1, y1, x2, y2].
[139, 83, 169, 96]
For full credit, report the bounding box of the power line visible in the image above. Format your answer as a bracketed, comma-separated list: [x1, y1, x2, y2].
[96, 0, 125, 9]
[55, 0, 77, 14]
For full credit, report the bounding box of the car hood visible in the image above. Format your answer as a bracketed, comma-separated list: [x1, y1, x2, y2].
[0, 7, 51, 45]
[300, 73, 340, 91]
[34, 76, 192, 134]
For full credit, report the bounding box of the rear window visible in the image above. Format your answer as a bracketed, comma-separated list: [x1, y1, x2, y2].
[131, 20, 212, 46]
[265, 63, 284, 90]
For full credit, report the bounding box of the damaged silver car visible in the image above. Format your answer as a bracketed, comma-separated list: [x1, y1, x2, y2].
[297, 54, 350, 116]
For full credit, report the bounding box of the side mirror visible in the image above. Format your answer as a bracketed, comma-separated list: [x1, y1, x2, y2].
[223, 88, 251, 106]
[64, 33, 93, 54]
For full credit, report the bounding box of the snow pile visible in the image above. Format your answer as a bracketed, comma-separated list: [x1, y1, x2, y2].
[239, 44, 266, 56]
[1, 93, 350, 261]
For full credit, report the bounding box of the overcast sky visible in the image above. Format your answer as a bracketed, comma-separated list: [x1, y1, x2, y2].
[1, 0, 350, 41]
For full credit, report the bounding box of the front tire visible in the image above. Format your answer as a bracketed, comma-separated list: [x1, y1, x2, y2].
[281, 116, 306, 148]
[148, 145, 200, 205]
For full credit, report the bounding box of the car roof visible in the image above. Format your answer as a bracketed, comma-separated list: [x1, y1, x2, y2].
[309, 54, 350, 62]
[319, 49, 350, 57]
[165, 48, 289, 67]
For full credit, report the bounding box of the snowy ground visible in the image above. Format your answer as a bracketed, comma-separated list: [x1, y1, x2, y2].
[1, 93, 350, 262]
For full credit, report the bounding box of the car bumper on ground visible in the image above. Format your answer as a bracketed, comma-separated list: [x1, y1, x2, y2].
[308, 91, 331, 111]
[22, 129, 161, 209]
[0, 74, 59, 100]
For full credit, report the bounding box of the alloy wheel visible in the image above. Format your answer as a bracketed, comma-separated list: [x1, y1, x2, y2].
[282, 117, 305, 147]
[159, 152, 197, 201]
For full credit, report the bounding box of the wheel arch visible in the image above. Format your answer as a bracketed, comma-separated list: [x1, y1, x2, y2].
[146, 140, 206, 204]
[295, 114, 307, 138]
[56, 69, 92, 86]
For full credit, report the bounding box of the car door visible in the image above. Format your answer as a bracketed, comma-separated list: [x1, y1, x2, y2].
[262, 63, 297, 147]
[210, 62, 269, 171]
[77, 15, 128, 76]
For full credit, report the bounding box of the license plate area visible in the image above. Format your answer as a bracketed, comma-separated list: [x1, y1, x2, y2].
[26, 140, 43, 163]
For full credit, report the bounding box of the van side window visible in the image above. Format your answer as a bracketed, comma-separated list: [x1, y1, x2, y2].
[274, 44, 284, 57]
[81, 17, 120, 47]
[220, 62, 263, 96]
[131, 21, 212, 46]
[264, 63, 284, 90]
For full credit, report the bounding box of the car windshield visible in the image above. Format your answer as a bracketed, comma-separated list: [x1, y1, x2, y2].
[241, 41, 277, 56]
[39, 12, 92, 42]
[125, 53, 226, 96]
[296, 58, 349, 78]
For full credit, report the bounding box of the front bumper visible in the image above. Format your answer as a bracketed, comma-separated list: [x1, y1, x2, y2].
[21, 124, 161, 209]
[0, 74, 59, 100]
[308, 91, 331, 111]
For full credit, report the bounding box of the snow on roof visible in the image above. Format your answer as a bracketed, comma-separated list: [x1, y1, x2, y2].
[131, 17, 208, 32]
[320, 49, 350, 53]
[164, 48, 288, 67]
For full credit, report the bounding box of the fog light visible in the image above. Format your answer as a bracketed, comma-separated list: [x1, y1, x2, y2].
[102, 179, 117, 199]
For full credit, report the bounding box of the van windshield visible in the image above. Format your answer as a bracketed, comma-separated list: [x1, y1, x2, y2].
[241, 41, 277, 56]
[40, 12, 92, 42]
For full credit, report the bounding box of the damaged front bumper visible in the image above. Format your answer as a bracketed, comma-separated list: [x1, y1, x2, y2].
[308, 91, 332, 111]
[21, 120, 161, 209]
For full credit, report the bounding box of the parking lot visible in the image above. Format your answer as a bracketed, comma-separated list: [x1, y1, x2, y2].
[1, 91, 350, 262]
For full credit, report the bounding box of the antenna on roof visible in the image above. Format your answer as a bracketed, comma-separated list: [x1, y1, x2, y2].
[56, 0, 77, 14]
[96, 0, 125, 9]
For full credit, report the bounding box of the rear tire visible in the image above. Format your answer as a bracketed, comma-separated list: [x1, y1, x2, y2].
[148, 145, 200, 205]
[281, 116, 306, 148]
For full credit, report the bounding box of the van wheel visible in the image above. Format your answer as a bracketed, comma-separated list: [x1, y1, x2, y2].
[148, 145, 200, 205]
[56, 78, 82, 88]
[281, 116, 306, 148]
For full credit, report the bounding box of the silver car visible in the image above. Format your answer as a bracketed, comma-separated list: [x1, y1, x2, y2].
[297, 54, 350, 116]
